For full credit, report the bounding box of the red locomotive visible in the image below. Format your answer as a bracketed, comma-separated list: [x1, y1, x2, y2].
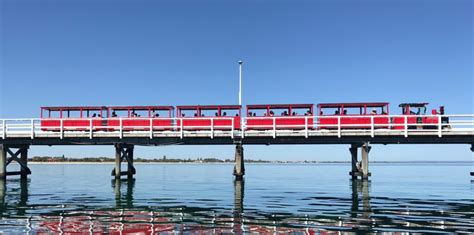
[391, 103, 445, 129]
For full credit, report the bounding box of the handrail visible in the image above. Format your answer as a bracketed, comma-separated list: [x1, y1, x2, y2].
[0, 115, 472, 140]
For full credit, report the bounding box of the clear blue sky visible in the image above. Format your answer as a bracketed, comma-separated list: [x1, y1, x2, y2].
[1, 0, 472, 161]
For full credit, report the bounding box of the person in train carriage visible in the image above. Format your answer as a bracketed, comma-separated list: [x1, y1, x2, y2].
[111, 111, 118, 117]
[371, 109, 377, 115]
[223, 112, 227, 116]
[215, 112, 219, 117]
[292, 111, 297, 116]
[270, 111, 275, 116]
[92, 113, 97, 118]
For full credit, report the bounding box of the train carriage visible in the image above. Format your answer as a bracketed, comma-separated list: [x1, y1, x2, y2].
[107, 106, 174, 131]
[40, 106, 108, 131]
[317, 103, 390, 129]
[246, 104, 314, 130]
[176, 105, 241, 130]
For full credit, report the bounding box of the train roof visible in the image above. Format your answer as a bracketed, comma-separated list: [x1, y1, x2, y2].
[41, 106, 107, 111]
[399, 103, 429, 107]
[246, 104, 313, 109]
[176, 105, 241, 110]
[109, 106, 174, 110]
[317, 102, 389, 108]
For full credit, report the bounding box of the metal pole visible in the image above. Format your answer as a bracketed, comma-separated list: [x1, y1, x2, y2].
[238, 60, 242, 106]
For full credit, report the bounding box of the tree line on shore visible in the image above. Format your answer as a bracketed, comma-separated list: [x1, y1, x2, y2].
[30, 155, 272, 163]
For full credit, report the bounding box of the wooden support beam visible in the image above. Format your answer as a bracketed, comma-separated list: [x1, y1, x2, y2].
[0, 145, 31, 179]
[233, 141, 245, 180]
[111, 144, 135, 179]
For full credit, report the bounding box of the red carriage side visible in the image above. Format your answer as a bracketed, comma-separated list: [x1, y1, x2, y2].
[245, 104, 314, 130]
[317, 103, 390, 129]
[176, 105, 241, 130]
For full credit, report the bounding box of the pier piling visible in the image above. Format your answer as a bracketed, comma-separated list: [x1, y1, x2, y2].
[0, 144, 31, 179]
[349, 144, 359, 179]
[233, 141, 245, 180]
[111, 144, 136, 179]
[361, 142, 371, 180]
[349, 143, 371, 180]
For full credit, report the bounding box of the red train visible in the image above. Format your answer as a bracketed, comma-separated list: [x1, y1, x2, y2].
[40, 102, 447, 131]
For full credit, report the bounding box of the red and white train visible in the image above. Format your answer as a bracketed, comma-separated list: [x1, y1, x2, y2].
[40, 102, 447, 131]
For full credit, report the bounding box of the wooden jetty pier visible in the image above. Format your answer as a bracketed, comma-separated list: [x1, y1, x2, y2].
[0, 114, 473, 180]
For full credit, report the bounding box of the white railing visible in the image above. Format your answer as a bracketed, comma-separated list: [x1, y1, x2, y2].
[0, 115, 472, 139]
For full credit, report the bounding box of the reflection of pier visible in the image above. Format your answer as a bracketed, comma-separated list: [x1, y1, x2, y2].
[233, 179, 244, 233]
[350, 179, 371, 219]
[112, 178, 135, 208]
[0, 178, 29, 216]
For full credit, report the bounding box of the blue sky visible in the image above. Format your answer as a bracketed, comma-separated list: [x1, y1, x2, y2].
[1, 0, 472, 161]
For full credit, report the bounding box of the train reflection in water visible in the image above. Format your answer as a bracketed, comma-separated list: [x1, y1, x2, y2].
[0, 178, 470, 234]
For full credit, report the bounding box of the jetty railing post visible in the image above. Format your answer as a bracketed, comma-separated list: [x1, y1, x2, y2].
[1, 120, 5, 139]
[149, 118, 153, 139]
[233, 141, 245, 180]
[89, 119, 93, 139]
[119, 117, 123, 139]
[180, 118, 184, 139]
[305, 116, 308, 138]
[338, 116, 341, 138]
[30, 119, 35, 139]
[60, 119, 64, 139]
[349, 144, 358, 179]
[370, 116, 374, 138]
[231, 118, 235, 139]
[361, 142, 371, 180]
[211, 118, 214, 139]
[404, 116, 408, 137]
[273, 117, 276, 139]
[438, 115, 442, 137]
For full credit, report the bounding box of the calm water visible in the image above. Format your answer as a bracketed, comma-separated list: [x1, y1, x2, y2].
[0, 162, 473, 234]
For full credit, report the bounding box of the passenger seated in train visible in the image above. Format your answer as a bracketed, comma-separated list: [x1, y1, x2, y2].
[292, 112, 296, 116]
[343, 110, 347, 115]
[269, 111, 275, 116]
[215, 112, 219, 117]
[223, 112, 227, 116]
[371, 109, 377, 115]
[92, 113, 97, 117]
[253, 113, 256, 117]
[111, 111, 118, 117]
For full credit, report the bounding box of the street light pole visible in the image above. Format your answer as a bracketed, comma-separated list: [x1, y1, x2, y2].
[238, 60, 242, 106]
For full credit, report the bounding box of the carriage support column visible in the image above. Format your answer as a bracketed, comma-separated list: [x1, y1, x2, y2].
[233, 141, 245, 180]
[111, 144, 136, 179]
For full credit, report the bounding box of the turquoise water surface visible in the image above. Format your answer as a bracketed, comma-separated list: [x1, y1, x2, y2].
[0, 162, 473, 233]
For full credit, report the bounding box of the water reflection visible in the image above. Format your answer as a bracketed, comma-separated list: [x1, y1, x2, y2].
[0, 175, 472, 233]
[112, 178, 135, 208]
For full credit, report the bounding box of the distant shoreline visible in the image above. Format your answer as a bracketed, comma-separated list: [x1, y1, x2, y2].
[28, 161, 474, 165]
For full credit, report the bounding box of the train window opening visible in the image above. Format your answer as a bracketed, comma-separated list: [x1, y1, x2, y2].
[131, 110, 148, 118]
[291, 107, 309, 116]
[151, 110, 171, 118]
[200, 109, 218, 117]
[65, 110, 82, 118]
[343, 107, 364, 115]
[180, 109, 198, 117]
[48, 110, 61, 118]
[320, 107, 342, 115]
[221, 109, 239, 117]
[271, 108, 290, 116]
[110, 109, 129, 118]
